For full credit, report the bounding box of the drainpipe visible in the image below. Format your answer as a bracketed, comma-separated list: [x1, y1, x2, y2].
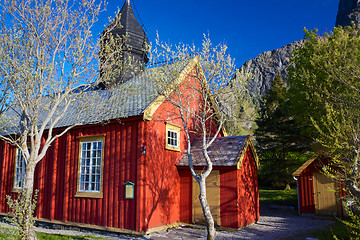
[293, 176, 301, 216]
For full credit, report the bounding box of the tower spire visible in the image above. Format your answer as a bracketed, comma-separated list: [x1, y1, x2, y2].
[99, 0, 149, 88]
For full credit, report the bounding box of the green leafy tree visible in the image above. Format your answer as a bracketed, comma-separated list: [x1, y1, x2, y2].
[255, 73, 312, 190]
[334, 204, 360, 240]
[287, 25, 360, 238]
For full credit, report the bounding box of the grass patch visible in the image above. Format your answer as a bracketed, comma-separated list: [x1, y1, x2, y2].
[37, 232, 104, 240]
[0, 232, 104, 239]
[259, 189, 297, 206]
[283, 221, 350, 240]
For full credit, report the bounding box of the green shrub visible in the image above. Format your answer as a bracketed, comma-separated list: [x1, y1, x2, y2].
[334, 203, 360, 240]
[4, 190, 38, 239]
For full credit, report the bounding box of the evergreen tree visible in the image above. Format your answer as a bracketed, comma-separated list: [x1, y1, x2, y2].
[255, 73, 312, 189]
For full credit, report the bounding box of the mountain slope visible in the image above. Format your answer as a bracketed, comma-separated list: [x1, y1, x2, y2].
[225, 0, 360, 135]
[233, 40, 303, 99]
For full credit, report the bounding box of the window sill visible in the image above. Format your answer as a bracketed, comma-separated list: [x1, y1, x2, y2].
[165, 145, 181, 152]
[12, 188, 22, 193]
[75, 191, 103, 199]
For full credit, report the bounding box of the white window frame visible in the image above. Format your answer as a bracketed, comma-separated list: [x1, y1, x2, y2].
[167, 129, 179, 148]
[76, 135, 104, 198]
[13, 148, 26, 191]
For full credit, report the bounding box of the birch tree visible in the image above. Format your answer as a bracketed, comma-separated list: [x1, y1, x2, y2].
[0, 0, 131, 239]
[149, 34, 236, 240]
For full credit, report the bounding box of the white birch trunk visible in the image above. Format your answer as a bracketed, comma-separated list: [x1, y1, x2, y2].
[198, 177, 216, 240]
[23, 162, 38, 240]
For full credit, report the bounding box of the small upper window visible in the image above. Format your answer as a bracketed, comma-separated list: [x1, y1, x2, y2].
[167, 130, 178, 147]
[14, 148, 26, 190]
[165, 123, 180, 151]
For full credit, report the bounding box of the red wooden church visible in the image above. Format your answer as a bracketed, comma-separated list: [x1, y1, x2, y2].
[0, 0, 260, 234]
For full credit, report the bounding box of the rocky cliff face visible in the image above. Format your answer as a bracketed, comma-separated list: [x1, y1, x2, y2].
[233, 0, 360, 100]
[336, 0, 360, 28]
[225, 0, 360, 135]
[233, 40, 303, 99]
[225, 41, 303, 135]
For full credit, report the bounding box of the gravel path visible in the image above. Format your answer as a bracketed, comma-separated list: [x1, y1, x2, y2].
[31, 205, 335, 240]
[146, 211, 334, 240]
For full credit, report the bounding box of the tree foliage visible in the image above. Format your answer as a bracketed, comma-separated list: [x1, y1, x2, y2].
[4, 190, 38, 239]
[334, 203, 360, 240]
[287, 25, 360, 210]
[223, 68, 258, 136]
[255, 73, 312, 189]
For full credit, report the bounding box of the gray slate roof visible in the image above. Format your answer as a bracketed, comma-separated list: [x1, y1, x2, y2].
[2, 60, 189, 134]
[177, 136, 249, 167]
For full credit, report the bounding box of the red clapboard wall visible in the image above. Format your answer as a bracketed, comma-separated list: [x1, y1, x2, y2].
[0, 118, 143, 231]
[293, 155, 346, 215]
[178, 144, 259, 229]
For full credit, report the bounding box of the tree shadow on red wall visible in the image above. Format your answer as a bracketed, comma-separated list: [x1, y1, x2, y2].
[142, 129, 180, 231]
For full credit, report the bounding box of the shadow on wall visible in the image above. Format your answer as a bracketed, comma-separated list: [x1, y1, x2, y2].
[239, 152, 259, 226]
[142, 128, 178, 231]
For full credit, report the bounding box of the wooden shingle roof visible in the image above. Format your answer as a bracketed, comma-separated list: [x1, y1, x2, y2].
[177, 136, 260, 169]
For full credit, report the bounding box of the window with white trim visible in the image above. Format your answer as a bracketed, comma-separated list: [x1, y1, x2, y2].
[167, 130, 178, 148]
[79, 140, 102, 192]
[165, 123, 180, 151]
[76, 135, 104, 198]
[14, 148, 26, 190]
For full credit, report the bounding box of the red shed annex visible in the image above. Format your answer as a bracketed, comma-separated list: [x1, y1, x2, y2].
[292, 154, 345, 217]
[0, 0, 260, 234]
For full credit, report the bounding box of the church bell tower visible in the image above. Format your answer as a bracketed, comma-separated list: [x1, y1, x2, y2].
[99, 0, 149, 88]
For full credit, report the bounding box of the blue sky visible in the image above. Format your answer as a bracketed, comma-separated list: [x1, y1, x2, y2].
[95, 0, 339, 67]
